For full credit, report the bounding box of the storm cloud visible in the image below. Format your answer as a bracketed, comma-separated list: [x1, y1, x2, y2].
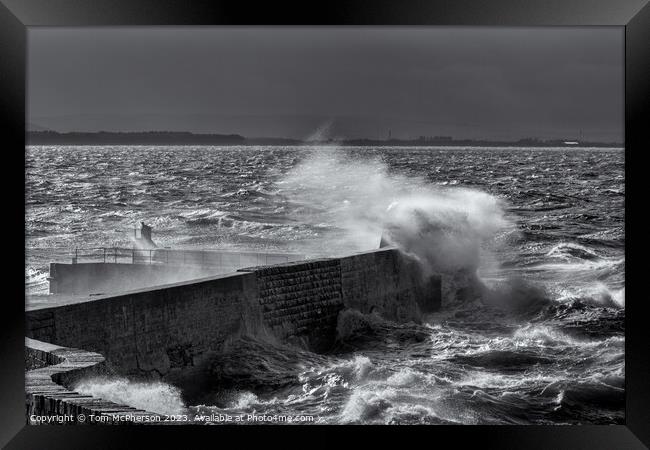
[28, 26, 623, 141]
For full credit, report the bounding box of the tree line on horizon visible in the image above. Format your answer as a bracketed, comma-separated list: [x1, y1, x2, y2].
[26, 130, 622, 147]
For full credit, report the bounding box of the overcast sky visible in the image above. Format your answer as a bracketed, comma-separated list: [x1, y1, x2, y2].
[28, 27, 623, 141]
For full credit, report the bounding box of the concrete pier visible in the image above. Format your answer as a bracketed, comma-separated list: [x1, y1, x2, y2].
[26, 247, 441, 417]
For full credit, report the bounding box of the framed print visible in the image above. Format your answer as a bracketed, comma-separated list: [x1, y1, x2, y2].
[1, 0, 648, 447]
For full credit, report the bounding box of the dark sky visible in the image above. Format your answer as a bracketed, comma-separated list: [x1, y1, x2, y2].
[28, 27, 623, 141]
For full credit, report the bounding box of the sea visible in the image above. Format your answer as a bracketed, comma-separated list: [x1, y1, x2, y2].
[25, 145, 625, 424]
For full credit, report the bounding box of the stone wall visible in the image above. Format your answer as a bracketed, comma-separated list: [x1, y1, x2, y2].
[239, 258, 344, 351]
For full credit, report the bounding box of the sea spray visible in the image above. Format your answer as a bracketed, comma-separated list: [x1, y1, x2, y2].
[336, 308, 384, 342]
[340, 388, 395, 423]
[74, 376, 186, 415]
[480, 277, 550, 314]
[279, 147, 395, 253]
[381, 191, 507, 273]
[279, 146, 511, 306]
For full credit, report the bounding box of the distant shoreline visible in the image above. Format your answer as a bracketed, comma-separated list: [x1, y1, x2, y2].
[26, 131, 623, 148]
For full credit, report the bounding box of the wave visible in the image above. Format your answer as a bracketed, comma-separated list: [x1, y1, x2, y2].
[280, 147, 512, 306]
[546, 242, 601, 261]
[220, 188, 278, 200]
[25, 266, 49, 294]
[512, 324, 579, 346]
[278, 149, 508, 272]
[335, 309, 432, 352]
[573, 283, 625, 309]
[451, 350, 554, 372]
[25, 266, 48, 286]
[335, 309, 384, 342]
[73, 376, 186, 415]
[542, 243, 624, 272]
[380, 189, 508, 275]
[205, 336, 330, 395]
[340, 387, 397, 423]
[479, 277, 551, 314]
[546, 377, 625, 423]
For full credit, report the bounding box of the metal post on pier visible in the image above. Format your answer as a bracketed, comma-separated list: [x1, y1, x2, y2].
[103, 247, 106, 263]
[149, 249, 152, 264]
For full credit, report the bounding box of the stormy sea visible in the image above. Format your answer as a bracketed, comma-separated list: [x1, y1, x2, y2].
[25, 145, 624, 425]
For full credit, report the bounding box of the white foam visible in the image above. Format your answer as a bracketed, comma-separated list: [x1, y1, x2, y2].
[351, 356, 374, 380]
[590, 283, 625, 308]
[230, 391, 261, 409]
[555, 282, 625, 308]
[325, 355, 374, 381]
[546, 242, 600, 260]
[25, 267, 49, 287]
[512, 324, 576, 346]
[339, 388, 396, 423]
[386, 368, 422, 387]
[280, 146, 511, 294]
[74, 376, 186, 415]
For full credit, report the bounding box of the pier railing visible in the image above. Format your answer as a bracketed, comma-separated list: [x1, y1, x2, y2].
[70, 247, 304, 270]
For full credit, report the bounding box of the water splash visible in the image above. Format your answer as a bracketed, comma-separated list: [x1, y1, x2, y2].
[279, 146, 511, 288]
[74, 376, 186, 415]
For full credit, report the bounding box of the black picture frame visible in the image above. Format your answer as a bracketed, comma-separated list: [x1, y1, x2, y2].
[1, 0, 647, 447]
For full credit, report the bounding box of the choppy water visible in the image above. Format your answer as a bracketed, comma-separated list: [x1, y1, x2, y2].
[27, 145, 624, 424]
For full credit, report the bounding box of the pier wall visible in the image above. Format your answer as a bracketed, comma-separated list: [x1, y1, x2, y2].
[238, 258, 344, 351]
[49, 249, 305, 295]
[27, 248, 440, 383]
[49, 263, 219, 295]
[340, 249, 441, 319]
[28, 272, 261, 382]
[236, 248, 441, 351]
[25, 337, 158, 423]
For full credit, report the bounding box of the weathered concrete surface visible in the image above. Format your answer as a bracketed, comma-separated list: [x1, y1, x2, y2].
[27, 293, 110, 310]
[340, 248, 441, 321]
[27, 272, 262, 386]
[25, 338, 157, 424]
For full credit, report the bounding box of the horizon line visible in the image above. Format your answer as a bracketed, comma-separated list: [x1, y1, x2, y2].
[26, 130, 624, 146]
